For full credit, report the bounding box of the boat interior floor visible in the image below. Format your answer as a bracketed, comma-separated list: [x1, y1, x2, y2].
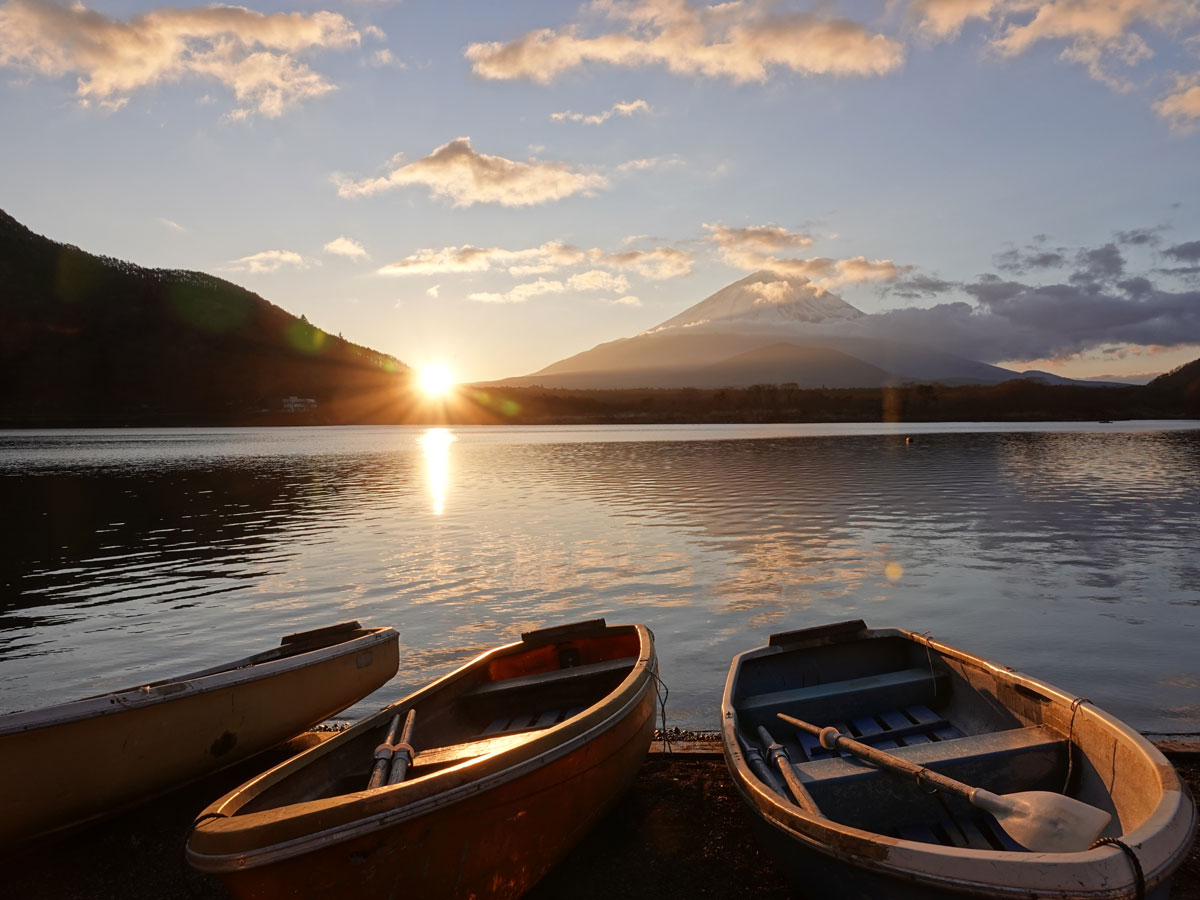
[739, 666, 1070, 849]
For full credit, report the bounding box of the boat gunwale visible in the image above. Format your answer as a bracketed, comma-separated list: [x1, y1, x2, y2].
[0, 626, 399, 735]
[187, 623, 656, 872]
[720, 625, 1198, 896]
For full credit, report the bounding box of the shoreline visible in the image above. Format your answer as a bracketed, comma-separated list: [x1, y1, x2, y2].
[9, 735, 1198, 899]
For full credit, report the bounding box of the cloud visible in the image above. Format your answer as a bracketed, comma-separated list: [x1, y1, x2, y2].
[603, 246, 693, 279]
[552, 98, 651, 124]
[909, 0, 1200, 98]
[1165, 239, 1200, 262]
[227, 249, 307, 273]
[615, 155, 684, 173]
[465, 0, 905, 84]
[0, 0, 361, 117]
[1155, 72, 1200, 132]
[830, 232, 1200, 364]
[377, 239, 693, 280]
[157, 217, 185, 231]
[612, 295, 642, 306]
[567, 270, 630, 292]
[426, 284, 439, 298]
[467, 279, 566, 304]
[334, 137, 608, 207]
[991, 0, 1197, 59]
[323, 235, 368, 259]
[706, 223, 815, 253]
[886, 274, 959, 299]
[910, 0, 1001, 40]
[367, 48, 404, 68]
[707, 223, 908, 290]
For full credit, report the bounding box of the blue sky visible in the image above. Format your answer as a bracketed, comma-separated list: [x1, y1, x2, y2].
[2, 0, 1199, 382]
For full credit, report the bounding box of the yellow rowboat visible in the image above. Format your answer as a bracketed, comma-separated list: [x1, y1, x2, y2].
[187, 619, 657, 900]
[1, 621, 398, 848]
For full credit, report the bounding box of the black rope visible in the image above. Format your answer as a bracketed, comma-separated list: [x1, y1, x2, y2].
[1062, 696, 1091, 794]
[648, 667, 670, 753]
[1090, 837, 1145, 900]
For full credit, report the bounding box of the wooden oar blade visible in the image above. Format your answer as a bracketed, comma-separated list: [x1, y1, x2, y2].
[971, 789, 1111, 853]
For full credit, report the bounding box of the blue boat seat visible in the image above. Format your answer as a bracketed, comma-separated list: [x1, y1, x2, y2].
[793, 724, 1062, 785]
[737, 667, 949, 730]
[794, 705, 963, 762]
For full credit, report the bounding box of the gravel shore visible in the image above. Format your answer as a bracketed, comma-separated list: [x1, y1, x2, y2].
[8, 737, 1198, 899]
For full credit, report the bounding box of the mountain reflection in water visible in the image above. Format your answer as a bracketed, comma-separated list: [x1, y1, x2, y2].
[1, 424, 1197, 733]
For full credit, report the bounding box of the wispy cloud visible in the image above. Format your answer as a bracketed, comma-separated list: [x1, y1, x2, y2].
[227, 249, 307, 273]
[1155, 72, 1200, 132]
[467, 270, 636, 304]
[612, 295, 642, 306]
[334, 137, 608, 207]
[466, 0, 905, 84]
[551, 98, 651, 124]
[706, 222, 901, 289]
[323, 235, 368, 259]
[0, 0, 362, 117]
[468, 279, 567, 304]
[377, 239, 693, 280]
[157, 216, 185, 232]
[910, 0, 1200, 97]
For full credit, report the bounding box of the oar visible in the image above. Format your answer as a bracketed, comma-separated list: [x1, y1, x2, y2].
[777, 713, 1111, 852]
[754, 725, 821, 815]
[367, 712, 403, 789]
[386, 708, 418, 785]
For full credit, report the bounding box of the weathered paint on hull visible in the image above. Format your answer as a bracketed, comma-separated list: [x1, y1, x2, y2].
[2, 634, 398, 847]
[214, 685, 656, 899]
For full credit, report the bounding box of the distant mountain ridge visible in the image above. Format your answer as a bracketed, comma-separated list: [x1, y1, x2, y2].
[0, 209, 409, 425]
[498, 271, 1125, 390]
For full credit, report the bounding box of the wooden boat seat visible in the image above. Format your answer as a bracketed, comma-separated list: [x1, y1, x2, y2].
[412, 730, 542, 768]
[737, 667, 949, 728]
[793, 725, 1064, 786]
[481, 706, 586, 737]
[465, 657, 636, 699]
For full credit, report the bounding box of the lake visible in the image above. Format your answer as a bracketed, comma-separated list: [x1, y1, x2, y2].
[2, 422, 1198, 736]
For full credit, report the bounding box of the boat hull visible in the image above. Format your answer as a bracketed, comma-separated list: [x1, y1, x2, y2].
[188, 621, 658, 900]
[214, 684, 654, 899]
[1, 625, 398, 847]
[721, 622, 1197, 900]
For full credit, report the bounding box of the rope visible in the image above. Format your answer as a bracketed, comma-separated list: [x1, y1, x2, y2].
[1091, 837, 1145, 900]
[1063, 696, 1091, 794]
[915, 631, 938, 697]
[648, 667, 671, 753]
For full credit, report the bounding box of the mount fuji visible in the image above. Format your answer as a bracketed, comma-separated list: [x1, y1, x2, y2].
[497, 271, 1059, 389]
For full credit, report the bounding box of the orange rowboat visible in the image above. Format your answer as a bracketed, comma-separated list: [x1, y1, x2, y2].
[187, 619, 658, 900]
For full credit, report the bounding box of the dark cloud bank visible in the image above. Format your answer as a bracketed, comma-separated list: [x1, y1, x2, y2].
[875, 229, 1200, 363]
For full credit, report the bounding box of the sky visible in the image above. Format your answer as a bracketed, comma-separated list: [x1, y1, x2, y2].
[2, 0, 1199, 384]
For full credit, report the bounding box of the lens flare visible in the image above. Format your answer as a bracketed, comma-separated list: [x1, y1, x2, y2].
[417, 364, 455, 398]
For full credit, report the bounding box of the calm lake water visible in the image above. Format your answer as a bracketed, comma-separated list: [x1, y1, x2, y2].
[2, 423, 1198, 735]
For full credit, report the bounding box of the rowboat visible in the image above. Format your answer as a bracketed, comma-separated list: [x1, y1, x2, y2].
[721, 620, 1197, 899]
[1, 621, 399, 848]
[187, 618, 658, 899]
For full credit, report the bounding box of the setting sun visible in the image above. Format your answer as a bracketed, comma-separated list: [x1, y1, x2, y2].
[417, 364, 456, 398]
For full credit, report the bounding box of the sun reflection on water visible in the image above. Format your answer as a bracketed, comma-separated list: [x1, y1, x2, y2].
[420, 428, 456, 515]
